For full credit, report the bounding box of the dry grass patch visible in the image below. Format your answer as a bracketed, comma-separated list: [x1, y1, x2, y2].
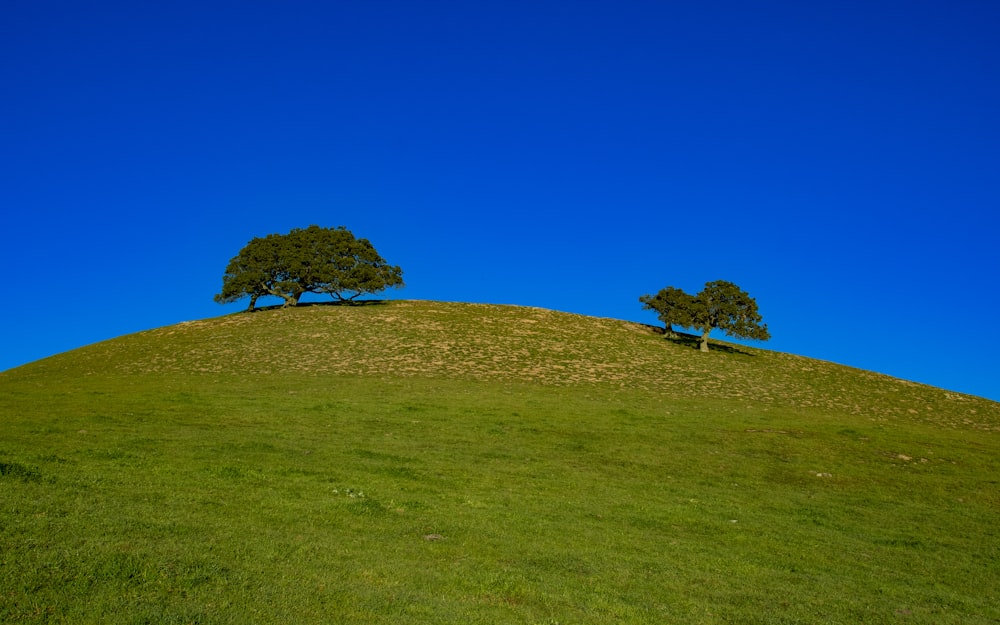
[21, 300, 996, 431]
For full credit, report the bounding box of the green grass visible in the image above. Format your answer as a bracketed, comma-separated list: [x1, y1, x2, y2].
[2, 301, 998, 623]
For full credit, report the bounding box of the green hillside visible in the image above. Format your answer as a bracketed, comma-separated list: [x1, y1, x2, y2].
[2, 301, 998, 624]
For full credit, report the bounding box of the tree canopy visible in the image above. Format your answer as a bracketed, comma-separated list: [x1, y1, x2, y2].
[215, 225, 404, 311]
[639, 286, 697, 338]
[640, 280, 770, 352]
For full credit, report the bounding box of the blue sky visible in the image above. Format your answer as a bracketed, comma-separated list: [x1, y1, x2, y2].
[2, 0, 998, 401]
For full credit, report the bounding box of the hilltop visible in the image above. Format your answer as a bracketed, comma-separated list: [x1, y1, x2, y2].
[13, 300, 998, 427]
[2, 301, 998, 624]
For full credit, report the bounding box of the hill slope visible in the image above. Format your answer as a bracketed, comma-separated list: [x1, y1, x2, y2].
[2, 301, 998, 624]
[14, 300, 998, 427]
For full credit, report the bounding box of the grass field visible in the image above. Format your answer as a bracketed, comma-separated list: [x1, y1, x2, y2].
[2, 301, 998, 623]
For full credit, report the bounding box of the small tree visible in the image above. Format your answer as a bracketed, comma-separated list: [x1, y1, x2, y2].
[639, 286, 697, 338]
[640, 280, 770, 352]
[215, 225, 404, 311]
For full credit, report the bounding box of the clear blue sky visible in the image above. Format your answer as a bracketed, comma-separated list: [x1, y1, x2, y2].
[2, 0, 998, 401]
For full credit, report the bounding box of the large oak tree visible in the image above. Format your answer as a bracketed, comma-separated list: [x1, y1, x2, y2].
[215, 225, 404, 311]
[641, 280, 770, 352]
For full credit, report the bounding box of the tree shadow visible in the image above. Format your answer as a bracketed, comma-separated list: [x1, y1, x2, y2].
[650, 327, 755, 356]
[248, 299, 393, 312]
[303, 299, 392, 307]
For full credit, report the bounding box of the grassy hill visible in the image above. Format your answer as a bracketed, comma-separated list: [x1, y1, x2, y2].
[2, 300, 998, 624]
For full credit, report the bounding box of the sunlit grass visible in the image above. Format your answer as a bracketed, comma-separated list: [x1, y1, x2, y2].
[2, 302, 998, 623]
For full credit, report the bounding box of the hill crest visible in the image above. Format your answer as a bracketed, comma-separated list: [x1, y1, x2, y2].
[7, 300, 997, 430]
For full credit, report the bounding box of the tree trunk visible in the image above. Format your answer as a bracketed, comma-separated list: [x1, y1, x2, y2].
[664, 324, 677, 339]
[247, 294, 258, 312]
[700, 328, 711, 352]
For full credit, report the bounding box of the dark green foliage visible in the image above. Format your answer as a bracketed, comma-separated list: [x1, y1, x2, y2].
[297, 225, 405, 302]
[641, 280, 770, 351]
[639, 286, 697, 338]
[215, 225, 404, 311]
[214, 232, 302, 310]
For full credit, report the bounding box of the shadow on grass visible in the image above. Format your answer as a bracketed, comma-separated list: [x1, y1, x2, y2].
[649, 327, 755, 356]
[249, 299, 393, 313]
